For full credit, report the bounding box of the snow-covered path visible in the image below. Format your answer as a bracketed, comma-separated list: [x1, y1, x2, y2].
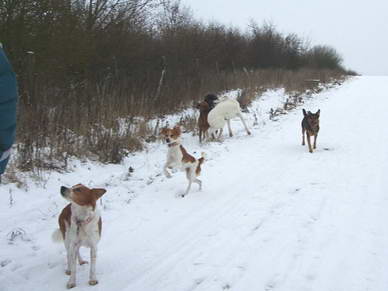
[1, 76, 388, 291]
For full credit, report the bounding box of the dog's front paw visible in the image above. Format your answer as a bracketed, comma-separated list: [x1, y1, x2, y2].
[66, 282, 76, 289]
[89, 280, 99, 286]
[79, 260, 88, 265]
[65, 269, 71, 275]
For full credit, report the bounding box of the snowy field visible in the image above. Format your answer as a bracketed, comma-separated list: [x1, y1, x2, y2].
[1, 76, 388, 291]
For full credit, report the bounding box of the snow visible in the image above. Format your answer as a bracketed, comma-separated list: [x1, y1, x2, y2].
[1, 76, 388, 291]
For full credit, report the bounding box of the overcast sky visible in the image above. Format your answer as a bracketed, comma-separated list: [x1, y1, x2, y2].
[181, 0, 388, 75]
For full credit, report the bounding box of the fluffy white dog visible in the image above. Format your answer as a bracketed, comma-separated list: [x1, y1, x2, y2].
[207, 98, 251, 139]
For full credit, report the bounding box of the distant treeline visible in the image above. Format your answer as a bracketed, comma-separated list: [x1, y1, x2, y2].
[0, 0, 352, 174]
[2, 1, 347, 83]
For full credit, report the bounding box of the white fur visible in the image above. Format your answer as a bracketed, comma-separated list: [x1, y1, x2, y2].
[163, 138, 205, 196]
[52, 229, 63, 242]
[68, 205, 100, 288]
[207, 98, 251, 139]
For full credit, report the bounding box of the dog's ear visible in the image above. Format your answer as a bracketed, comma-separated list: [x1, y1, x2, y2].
[302, 109, 307, 116]
[92, 188, 106, 200]
[173, 125, 181, 135]
[316, 109, 320, 117]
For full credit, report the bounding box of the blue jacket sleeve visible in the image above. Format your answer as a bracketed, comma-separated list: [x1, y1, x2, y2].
[0, 45, 18, 174]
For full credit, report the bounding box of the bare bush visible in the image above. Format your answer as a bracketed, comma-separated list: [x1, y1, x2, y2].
[305, 45, 344, 70]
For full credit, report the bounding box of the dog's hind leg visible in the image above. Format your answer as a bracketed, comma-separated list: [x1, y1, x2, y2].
[183, 181, 192, 197]
[194, 178, 202, 191]
[208, 128, 217, 140]
[88, 246, 98, 286]
[183, 168, 194, 197]
[237, 113, 251, 135]
[217, 128, 223, 140]
[302, 128, 305, 145]
[226, 119, 233, 137]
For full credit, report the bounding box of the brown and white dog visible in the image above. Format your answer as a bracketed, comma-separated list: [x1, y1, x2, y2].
[161, 125, 206, 197]
[52, 184, 106, 289]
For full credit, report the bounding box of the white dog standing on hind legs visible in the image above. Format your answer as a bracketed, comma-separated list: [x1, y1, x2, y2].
[52, 184, 106, 289]
[161, 125, 206, 197]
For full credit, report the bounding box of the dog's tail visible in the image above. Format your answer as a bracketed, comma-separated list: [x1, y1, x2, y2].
[198, 152, 206, 165]
[196, 152, 206, 176]
[52, 229, 63, 243]
[195, 152, 206, 176]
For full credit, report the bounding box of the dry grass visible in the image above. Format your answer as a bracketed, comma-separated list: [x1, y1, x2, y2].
[11, 68, 348, 176]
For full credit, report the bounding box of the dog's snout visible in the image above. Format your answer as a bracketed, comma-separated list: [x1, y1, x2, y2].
[60, 186, 68, 196]
[166, 138, 170, 143]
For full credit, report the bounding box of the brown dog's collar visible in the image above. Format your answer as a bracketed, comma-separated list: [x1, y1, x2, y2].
[168, 142, 179, 147]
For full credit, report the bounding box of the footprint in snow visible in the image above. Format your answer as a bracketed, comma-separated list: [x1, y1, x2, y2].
[0, 259, 11, 268]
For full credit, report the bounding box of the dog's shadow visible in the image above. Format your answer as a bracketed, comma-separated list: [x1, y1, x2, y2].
[322, 147, 333, 151]
[282, 144, 335, 154]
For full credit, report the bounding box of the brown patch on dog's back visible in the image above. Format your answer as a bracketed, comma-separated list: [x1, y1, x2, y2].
[180, 145, 195, 163]
[59, 204, 72, 239]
